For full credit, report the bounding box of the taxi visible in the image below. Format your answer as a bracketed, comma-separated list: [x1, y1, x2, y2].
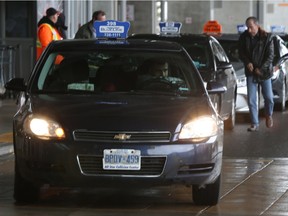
[5, 21, 225, 205]
[129, 21, 237, 130]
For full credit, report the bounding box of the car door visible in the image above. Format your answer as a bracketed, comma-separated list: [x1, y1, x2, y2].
[210, 37, 236, 119]
[273, 35, 288, 110]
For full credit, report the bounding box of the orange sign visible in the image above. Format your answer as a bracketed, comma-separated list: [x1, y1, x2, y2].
[203, 20, 222, 34]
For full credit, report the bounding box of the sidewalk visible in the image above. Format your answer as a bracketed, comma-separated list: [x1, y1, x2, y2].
[0, 99, 16, 156]
[0, 132, 13, 156]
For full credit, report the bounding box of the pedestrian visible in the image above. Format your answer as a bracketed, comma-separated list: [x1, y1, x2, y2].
[36, 7, 62, 60]
[56, 12, 68, 39]
[74, 10, 106, 39]
[238, 16, 275, 131]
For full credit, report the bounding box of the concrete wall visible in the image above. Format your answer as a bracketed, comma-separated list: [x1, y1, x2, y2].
[264, 1, 288, 33]
[167, 1, 211, 34]
[93, 1, 116, 20]
[213, 1, 252, 33]
[127, 1, 154, 35]
[95, 0, 256, 34]
[89, 0, 288, 35]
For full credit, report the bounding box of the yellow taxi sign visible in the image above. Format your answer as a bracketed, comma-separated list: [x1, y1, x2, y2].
[203, 20, 222, 34]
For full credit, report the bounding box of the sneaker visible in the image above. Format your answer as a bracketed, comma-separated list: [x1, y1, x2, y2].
[247, 125, 259, 132]
[266, 116, 273, 128]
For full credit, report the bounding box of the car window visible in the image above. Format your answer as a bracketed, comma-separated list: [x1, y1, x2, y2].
[211, 40, 228, 63]
[218, 41, 241, 63]
[32, 50, 204, 96]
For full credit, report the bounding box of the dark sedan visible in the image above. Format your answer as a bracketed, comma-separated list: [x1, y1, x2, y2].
[129, 33, 237, 130]
[6, 37, 225, 205]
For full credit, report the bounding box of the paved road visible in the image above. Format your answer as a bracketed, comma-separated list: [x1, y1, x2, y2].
[1, 155, 288, 215]
[0, 99, 15, 155]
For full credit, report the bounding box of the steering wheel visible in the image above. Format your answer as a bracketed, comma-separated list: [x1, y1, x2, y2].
[140, 77, 175, 91]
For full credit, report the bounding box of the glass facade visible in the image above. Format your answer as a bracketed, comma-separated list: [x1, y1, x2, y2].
[5, 1, 34, 38]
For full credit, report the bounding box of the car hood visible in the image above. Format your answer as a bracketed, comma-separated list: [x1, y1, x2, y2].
[27, 93, 213, 132]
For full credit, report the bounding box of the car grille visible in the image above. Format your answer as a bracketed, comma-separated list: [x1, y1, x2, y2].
[73, 130, 171, 142]
[77, 155, 166, 176]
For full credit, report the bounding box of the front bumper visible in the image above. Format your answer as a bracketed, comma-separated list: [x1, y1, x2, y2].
[14, 135, 223, 188]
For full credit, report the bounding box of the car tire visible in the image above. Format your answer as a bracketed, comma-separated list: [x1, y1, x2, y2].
[224, 97, 235, 130]
[192, 174, 221, 206]
[14, 160, 41, 204]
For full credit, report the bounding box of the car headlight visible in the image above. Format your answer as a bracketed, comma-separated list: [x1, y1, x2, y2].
[179, 116, 218, 141]
[271, 66, 280, 80]
[24, 115, 65, 140]
[237, 76, 246, 87]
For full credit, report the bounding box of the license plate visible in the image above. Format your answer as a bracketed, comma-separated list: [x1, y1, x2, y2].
[103, 149, 141, 170]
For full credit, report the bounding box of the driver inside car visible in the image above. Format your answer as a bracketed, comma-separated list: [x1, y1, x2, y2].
[148, 59, 169, 77]
[137, 58, 184, 91]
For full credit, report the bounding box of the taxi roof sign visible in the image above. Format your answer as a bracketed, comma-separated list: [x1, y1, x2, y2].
[271, 25, 285, 33]
[203, 20, 222, 34]
[159, 22, 182, 35]
[94, 20, 130, 39]
[237, 24, 247, 34]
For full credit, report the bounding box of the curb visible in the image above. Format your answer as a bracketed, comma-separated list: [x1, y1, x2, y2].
[0, 143, 13, 156]
[0, 133, 14, 156]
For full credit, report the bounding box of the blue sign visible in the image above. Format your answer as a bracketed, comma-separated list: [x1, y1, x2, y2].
[94, 20, 130, 39]
[271, 25, 285, 33]
[237, 24, 247, 34]
[159, 22, 182, 35]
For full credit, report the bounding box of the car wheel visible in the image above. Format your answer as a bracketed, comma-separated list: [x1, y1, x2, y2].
[224, 97, 235, 130]
[192, 174, 221, 206]
[14, 160, 41, 203]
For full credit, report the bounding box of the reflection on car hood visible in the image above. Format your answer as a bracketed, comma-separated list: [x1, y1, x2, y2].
[28, 94, 213, 131]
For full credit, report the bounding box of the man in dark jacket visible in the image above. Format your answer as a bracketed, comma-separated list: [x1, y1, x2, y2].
[74, 10, 106, 39]
[56, 13, 68, 39]
[239, 16, 274, 131]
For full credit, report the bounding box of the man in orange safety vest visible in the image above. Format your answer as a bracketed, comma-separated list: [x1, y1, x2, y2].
[36, 7, 63, 61]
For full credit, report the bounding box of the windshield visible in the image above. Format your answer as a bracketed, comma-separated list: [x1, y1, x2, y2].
[31, 49, 204, 95]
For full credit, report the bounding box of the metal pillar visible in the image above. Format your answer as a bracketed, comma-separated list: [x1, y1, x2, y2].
[121, 0, 127, 21]
[0, 1, 5, 45]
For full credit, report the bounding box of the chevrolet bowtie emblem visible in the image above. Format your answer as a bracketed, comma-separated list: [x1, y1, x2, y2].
[114, 133, 131, 140]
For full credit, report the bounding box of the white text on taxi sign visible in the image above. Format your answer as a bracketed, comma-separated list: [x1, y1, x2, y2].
[159, 22, 182, 34]
[237, 24, 247, 34]
[271, 25, 285, 33]
[100, 26, 124, 33]
[94, 20, 130, 39]
[203, 20, 222, 34]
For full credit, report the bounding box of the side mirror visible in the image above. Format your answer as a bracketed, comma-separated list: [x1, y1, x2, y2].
[206, 81, 227, 94]
[5, 78, 26, 91]
[217, 62, 232, 70]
